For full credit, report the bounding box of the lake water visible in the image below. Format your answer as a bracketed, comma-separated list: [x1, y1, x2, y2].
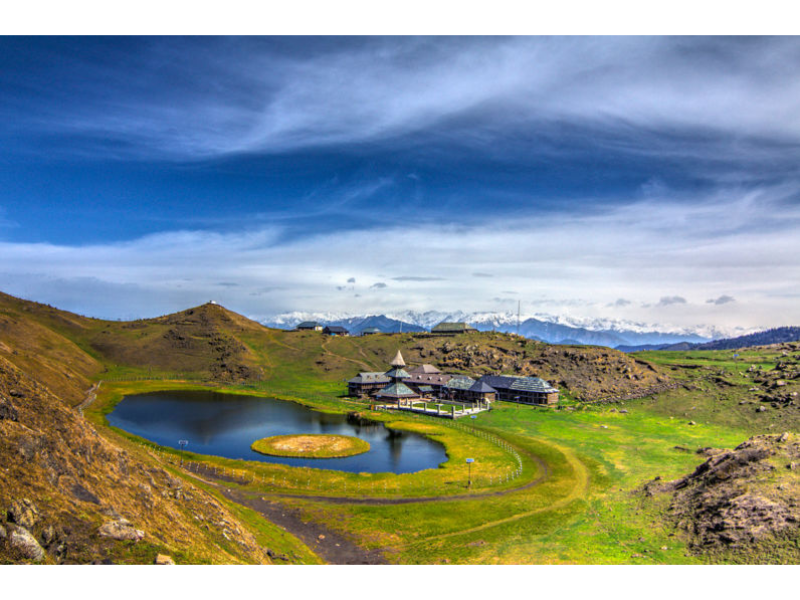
[107, 390, 447, 474]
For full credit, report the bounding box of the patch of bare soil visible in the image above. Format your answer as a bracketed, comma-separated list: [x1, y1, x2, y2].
[252, 434, 369, 458]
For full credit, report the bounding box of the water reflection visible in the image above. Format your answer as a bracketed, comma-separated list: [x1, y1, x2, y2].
[108, 390, 447, 474]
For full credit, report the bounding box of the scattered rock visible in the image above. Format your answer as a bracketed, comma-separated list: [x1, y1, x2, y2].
[756, 406, 767, 412]
[154, 554, 175, 565]
[0, 396, 18, 421]
[7, 498, 40, 530]
[317, 534, 325, 540]
[650, 434, 800, 552]
[98, 518, 145, 542]
[619, 409, 629, 414]
[661, 546, 669, 551]
[8, 525, 46, 562]
[688, 421, 697, 426]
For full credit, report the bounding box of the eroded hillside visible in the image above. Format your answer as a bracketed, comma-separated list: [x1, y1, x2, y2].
[0, 355, 273, 564]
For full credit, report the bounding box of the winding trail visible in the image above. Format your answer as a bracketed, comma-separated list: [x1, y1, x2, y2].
[404, 442, 590, 546]
[217, 487, 387, 565]
[320, 337, 373, 371]
[75, 381, 100, 415]
[185, 441, 555, 564]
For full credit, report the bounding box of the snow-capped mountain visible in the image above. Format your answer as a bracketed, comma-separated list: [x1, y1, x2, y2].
[258, 309, 748, 347]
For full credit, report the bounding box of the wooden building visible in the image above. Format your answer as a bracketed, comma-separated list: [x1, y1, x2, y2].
[296, 321, 323, 331]
[375, 350, 420, 404]
[431, 322, 478, 335]
[347, 372, 390, 397]
[323, 325, 349, 336]
[477, 375, 559, 405]
[402, 364, 453, 396]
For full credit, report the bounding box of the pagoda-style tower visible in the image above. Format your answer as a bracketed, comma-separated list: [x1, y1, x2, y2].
[376, 350, 419, 405]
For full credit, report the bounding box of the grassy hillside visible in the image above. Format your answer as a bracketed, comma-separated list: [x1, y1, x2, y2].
[0, 354, 320, 564]
[1, 290, 798, 564]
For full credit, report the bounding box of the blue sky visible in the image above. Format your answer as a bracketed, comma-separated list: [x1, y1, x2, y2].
[1, 36, 799, 331]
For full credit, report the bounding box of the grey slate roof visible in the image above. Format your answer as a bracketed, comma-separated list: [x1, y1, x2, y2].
[445, 376, 476, 390]
[384, 367, 411, 379]
[323, 325, 349, 334]
[296, 321, 322, 329]
[468, 380, 498, 394]
[479, 375, 558, 393]
[348, 372, 390, 384]
[376, 382, 419, 398]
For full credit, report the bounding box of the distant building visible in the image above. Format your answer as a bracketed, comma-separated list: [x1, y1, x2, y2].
[296, 321, 323, 331]
[345, 352, 558, 408]
[361, 327, 382, 336]
[431, 322, 478, 335]
[323, 325, 349, 336]
[477, 375, 559, 405]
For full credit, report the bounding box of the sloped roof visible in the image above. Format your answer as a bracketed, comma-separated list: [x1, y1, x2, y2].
[348, 372, 390, 384]
[384, 367, 411, 379]
[324, 325, 349, 334]
[468, 380, 497, 394]
[479, 375, 558, 393]
[407, 364, 442, 374]
[404, 373, 453, 385]
[297, 321, 322, 328]
[446, 376, 476, 390]
[376, 382, 419, 398]
[390, 350, 406, 367]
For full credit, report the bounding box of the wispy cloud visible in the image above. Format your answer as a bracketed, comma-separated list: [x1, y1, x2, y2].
[392, 276, 445, 282]
[707, 295, 736, 305]
[657, 296, 688, 307]
[7, 37, 800, 175]
[0, 184, 798, 330]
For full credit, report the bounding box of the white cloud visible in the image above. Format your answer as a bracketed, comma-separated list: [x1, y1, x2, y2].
[0, 184, 798, 331]
[17, 38, 800, 164]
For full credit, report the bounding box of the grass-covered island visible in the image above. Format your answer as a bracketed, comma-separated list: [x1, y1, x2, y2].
[251, 434, 371, 458]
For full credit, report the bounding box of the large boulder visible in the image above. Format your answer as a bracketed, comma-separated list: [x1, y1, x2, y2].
[7, 498, 39, 530]
[98, 518, 144, 542]
[8, 526, 46, 562]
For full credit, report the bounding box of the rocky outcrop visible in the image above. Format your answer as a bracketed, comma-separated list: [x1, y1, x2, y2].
[98, 519, 145, 542]
[646, 433, 800, 557]
[7, 498, 39, 530]
[154, 553, 175, 565]
[7, 525, 46, 562]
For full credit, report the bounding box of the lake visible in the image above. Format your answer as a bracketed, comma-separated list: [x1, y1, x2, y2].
[107, 390, 447, 474]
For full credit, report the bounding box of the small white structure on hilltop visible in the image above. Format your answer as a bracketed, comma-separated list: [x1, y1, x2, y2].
[209, 300, 217, 305]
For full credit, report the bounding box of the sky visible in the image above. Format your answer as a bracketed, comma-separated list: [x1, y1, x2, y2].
[1, 35, 800, 332]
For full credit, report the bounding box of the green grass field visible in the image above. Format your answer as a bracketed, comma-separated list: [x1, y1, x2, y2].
[6, 292, 797, 564]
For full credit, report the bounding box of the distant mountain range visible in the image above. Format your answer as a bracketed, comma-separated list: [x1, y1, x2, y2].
[260, 310, 726, 347]
[617, 327, 800, 352]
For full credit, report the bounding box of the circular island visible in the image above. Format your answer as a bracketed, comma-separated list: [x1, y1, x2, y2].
[251, 434, 371, 459]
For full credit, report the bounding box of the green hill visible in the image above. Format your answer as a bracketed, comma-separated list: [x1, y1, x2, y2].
[2, 290, 799, 565]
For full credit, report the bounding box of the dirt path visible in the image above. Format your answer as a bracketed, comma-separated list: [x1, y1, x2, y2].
[218, 486, 387, 564]
[75, 381, 100, 414]
[405, 442, 590, 545]
[320, 337, 373, 371]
